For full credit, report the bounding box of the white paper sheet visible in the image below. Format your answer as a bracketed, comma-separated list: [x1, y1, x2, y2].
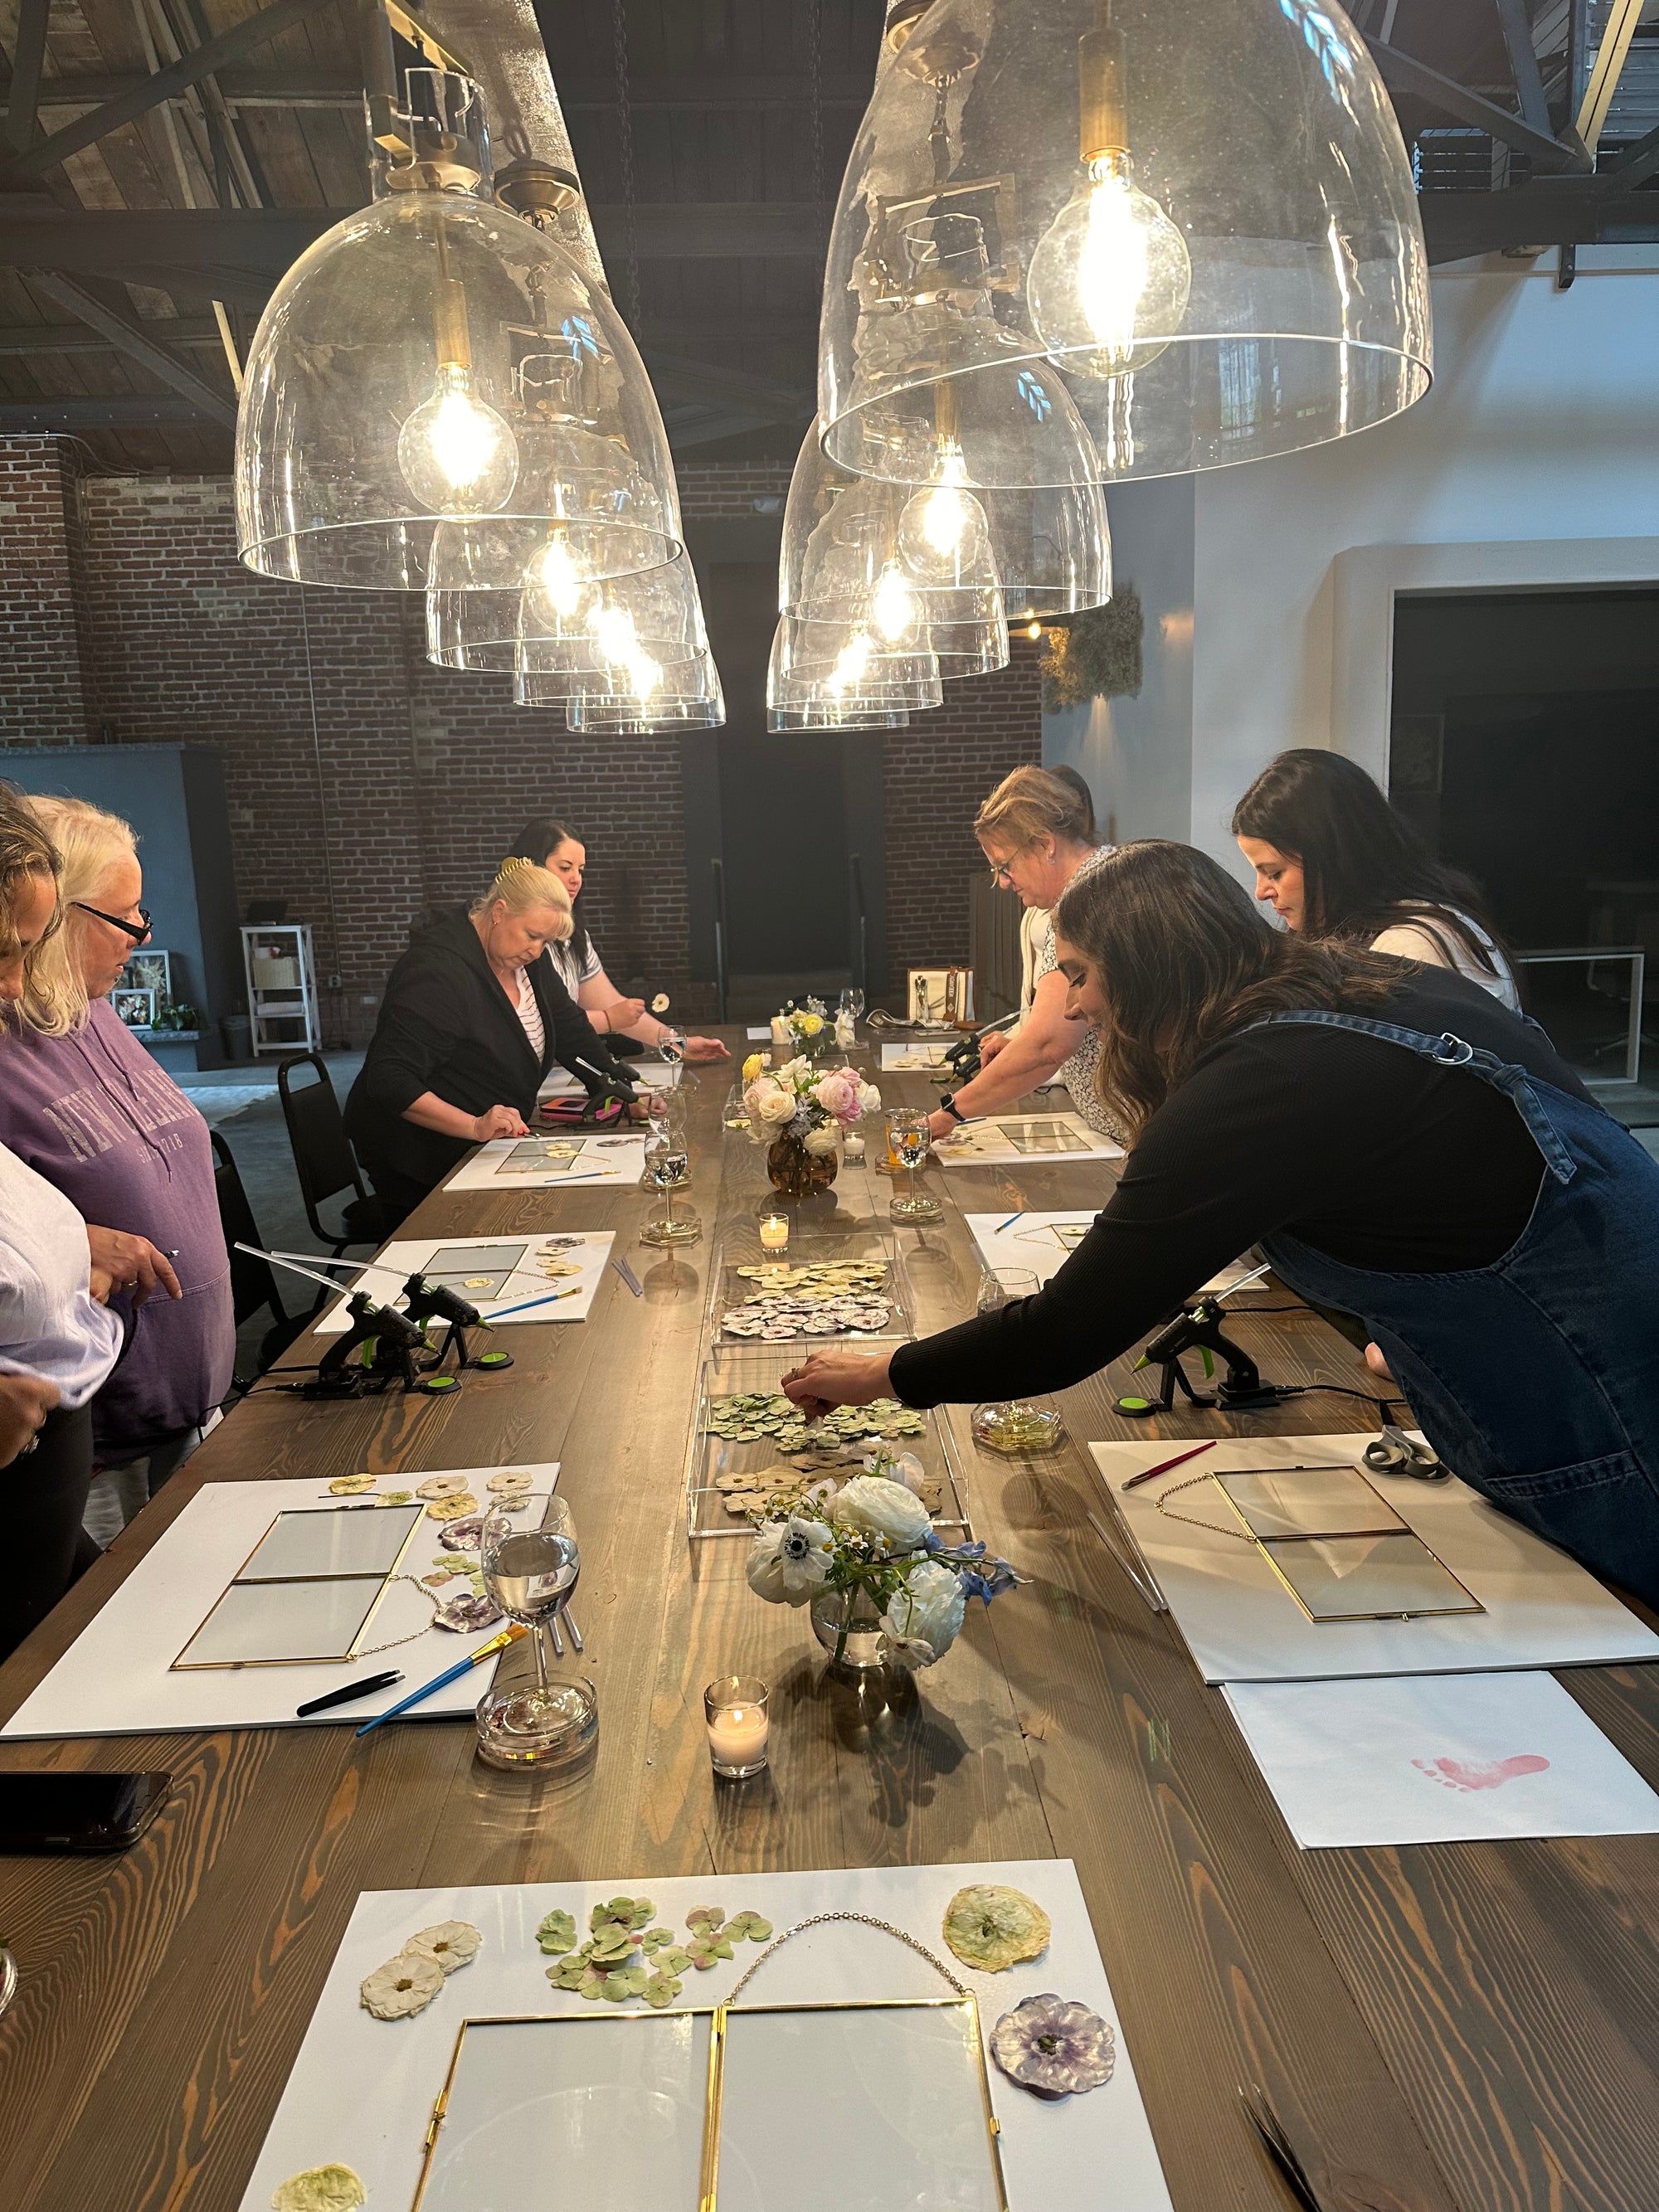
[746, 1025, 772, 1039]
[1092, 1435, 1659, 1684]
[937, 1113, 1125, 1167]
[444, 1130, 646, 1190]
[315, 1232, 615, 1333]
[881, 1042, 955, 1071]
[966, 1212, 1253, 1295]
[538, 1060, 681, 1097]
[0, 1469, 559, 1740]
[1224, 1672, 1659, 1847]
[237, 1860, 1173, 2212]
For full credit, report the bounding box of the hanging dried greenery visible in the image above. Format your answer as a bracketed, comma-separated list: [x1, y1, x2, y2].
[1040, 586, 1143, 711]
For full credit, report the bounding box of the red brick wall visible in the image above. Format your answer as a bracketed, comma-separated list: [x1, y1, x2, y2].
[881, 634, 1044, 979]
[0, 438, 90, 746]
[0, 438, 1041, 1035]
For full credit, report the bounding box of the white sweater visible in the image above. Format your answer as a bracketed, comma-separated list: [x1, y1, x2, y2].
[0, 1142, 122, 1407]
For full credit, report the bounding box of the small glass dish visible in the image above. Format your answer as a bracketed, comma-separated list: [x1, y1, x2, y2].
[476, 1674, 598, 1768]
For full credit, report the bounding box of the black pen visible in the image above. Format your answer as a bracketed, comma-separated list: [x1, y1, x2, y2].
[296, 1670, 403, 1719]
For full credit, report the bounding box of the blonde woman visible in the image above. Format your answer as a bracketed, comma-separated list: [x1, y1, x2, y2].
[345, 859, 642, 1220]
[925, 764, 1119, 1143]
[1, 795, 226, 1520]
[0, 789, 129, 1655]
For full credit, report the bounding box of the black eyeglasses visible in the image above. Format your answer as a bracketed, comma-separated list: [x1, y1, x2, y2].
[74, 902, 151, 944]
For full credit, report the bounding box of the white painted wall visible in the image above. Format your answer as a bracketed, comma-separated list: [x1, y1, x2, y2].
[1045, 249, 1659, 870]
[1044, 474, 1195, 843]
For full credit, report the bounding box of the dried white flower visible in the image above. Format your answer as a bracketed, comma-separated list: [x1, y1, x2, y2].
[359, 1950, 444, 2019]
[403, 1920, 482, 1975]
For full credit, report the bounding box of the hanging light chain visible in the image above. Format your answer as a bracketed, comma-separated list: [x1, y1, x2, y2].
[808, 0, 825, 213]
[611, 0, 643, 329]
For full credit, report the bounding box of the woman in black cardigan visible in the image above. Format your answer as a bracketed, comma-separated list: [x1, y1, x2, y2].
[345, 860, 640, 1223]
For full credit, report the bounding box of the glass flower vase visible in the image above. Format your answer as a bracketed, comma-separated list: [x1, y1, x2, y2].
[810, 1584, 890, 1671]
[767, 1130, 839, 1198]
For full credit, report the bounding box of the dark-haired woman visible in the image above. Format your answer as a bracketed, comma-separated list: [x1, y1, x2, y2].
[783, 840, 1659, 1608]
[1233, 748, 1520, 1012]
[512, 815, 729, 1063]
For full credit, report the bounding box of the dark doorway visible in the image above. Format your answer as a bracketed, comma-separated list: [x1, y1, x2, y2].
[1389, 586, 1659, 1110]
[685, 556, 887, 1018]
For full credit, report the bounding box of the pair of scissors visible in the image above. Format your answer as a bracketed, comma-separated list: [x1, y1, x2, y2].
[1363, 1424, 1447, 1481]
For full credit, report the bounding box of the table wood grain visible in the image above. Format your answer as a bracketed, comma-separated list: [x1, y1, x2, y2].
[2, 1038, 1657, 2212]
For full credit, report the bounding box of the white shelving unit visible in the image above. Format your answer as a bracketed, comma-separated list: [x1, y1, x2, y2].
[241, 922, 321, 1056]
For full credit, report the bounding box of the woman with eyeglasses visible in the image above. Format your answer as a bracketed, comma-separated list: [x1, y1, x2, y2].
[0, 795, 231, 1525]
[0, 790, 126, 1656]
[921, 765, 1121, 1145]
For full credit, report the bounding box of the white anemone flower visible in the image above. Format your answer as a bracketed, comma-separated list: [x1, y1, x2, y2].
[747, 1514, 835, 1606]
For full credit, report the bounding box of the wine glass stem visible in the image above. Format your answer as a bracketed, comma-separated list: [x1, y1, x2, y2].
[532, 1617, 551, 1696]
[908, 1159, 917, 1210]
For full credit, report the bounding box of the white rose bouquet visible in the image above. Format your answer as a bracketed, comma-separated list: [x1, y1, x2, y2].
[745, 1456, 1019, 1669]
[742, 1054, 880, 1155]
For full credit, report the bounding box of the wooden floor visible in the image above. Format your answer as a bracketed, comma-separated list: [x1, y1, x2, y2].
[2, 1036, 1657, 2211]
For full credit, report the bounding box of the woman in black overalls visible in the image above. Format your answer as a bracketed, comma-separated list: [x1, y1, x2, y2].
[783, 843, 1659, 1611]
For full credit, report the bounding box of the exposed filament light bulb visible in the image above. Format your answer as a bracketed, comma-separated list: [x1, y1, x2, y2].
[397, 362, 518, 513]
[898, 438, 992, 586]
[535, 527, 585, 619]
[397, 249, 518, 514]
[871, 560, 920, 642]
[1025, 8, 1190, 381]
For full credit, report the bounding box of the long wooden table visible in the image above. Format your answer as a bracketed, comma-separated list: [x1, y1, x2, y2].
[2, 1034, 1657, 2211]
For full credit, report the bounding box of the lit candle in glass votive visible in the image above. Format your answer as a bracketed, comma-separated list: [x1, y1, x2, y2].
[704, 1676, 770, 1778]
[843, 1130, 865, 1161]
[758, 1211, 791, 1254]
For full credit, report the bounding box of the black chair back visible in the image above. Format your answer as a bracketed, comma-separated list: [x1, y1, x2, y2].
[211, 1129, 288, 1331]
[278, 1052, 374, 1252]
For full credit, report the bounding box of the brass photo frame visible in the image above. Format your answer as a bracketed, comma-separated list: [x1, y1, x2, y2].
[412, 1997, 1008, 2212]
[170, 1504, 426, 1671]
[1213, 1465, 1485, 1625]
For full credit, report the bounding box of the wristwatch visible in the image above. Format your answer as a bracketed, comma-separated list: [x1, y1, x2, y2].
[939, 1092, 966, 1124]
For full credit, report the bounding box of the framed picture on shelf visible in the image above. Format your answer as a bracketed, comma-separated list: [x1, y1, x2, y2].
[123, 948, 171, 1000]
[907, 966, 975, 1025]
[110, 986, 156, 1030]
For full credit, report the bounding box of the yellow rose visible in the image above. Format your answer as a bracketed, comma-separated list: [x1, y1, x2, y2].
[798, 1013, 824, 1037]
[742, 1052, 765, 1082]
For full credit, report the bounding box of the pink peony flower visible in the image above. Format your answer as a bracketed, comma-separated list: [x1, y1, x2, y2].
[811, 1071, 857, 1120]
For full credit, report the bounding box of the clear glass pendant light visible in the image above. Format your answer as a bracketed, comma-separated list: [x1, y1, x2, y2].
[516, 558, 707, 674]
[565, 651, 726, 732]
[819, 0, 1430, 485]
[236, 70, 679, 589]
[781, 419, 1109, 628]
[768, 616, 944, 720]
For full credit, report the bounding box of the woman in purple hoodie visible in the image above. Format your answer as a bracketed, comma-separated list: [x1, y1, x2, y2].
[1, 796, 233, 1509]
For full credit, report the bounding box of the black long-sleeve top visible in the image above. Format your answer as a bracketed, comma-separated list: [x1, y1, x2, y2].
[343, 909, 635, 1203]
[889, 972, 1595, 1409]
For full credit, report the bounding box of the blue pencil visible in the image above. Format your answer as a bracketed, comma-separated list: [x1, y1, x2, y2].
[355, 1624, 525, 1736]
[484, 1285, 585, 1323]
[995, 1212, 1023, 1232]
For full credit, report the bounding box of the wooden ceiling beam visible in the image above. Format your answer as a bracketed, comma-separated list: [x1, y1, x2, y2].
[2, 0, 51, 157]
[24, 271, 237, 427]
[0, 70, 364, 110]
[2, 0, 344, 180]
[0, 315, 221, 354]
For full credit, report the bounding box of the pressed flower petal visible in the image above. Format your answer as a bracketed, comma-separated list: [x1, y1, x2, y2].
[270, 2162, 366, 2212]
[403, 1921, 481, 1975]
[360, 1951, 445, 2019]
[941, 1884, 1052, 1972]
[990, 1994, 1117, 2098]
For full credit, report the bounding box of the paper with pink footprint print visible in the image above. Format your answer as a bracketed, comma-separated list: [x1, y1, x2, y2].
[1413, 1751, 1550, 1793]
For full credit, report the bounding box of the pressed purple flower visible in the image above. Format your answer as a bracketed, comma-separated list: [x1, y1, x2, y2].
[990, 1994, 1117, 2099]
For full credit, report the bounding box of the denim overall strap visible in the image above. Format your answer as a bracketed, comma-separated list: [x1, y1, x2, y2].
[1244, 1007, 1659, 1609]
[1246, 1009, 1578, 1185]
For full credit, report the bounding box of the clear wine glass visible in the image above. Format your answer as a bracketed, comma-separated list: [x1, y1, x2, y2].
[971, 1268, 1065, 1455]
[887, 1106, 941, 1224]
[481, 1512, 578, 1704]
